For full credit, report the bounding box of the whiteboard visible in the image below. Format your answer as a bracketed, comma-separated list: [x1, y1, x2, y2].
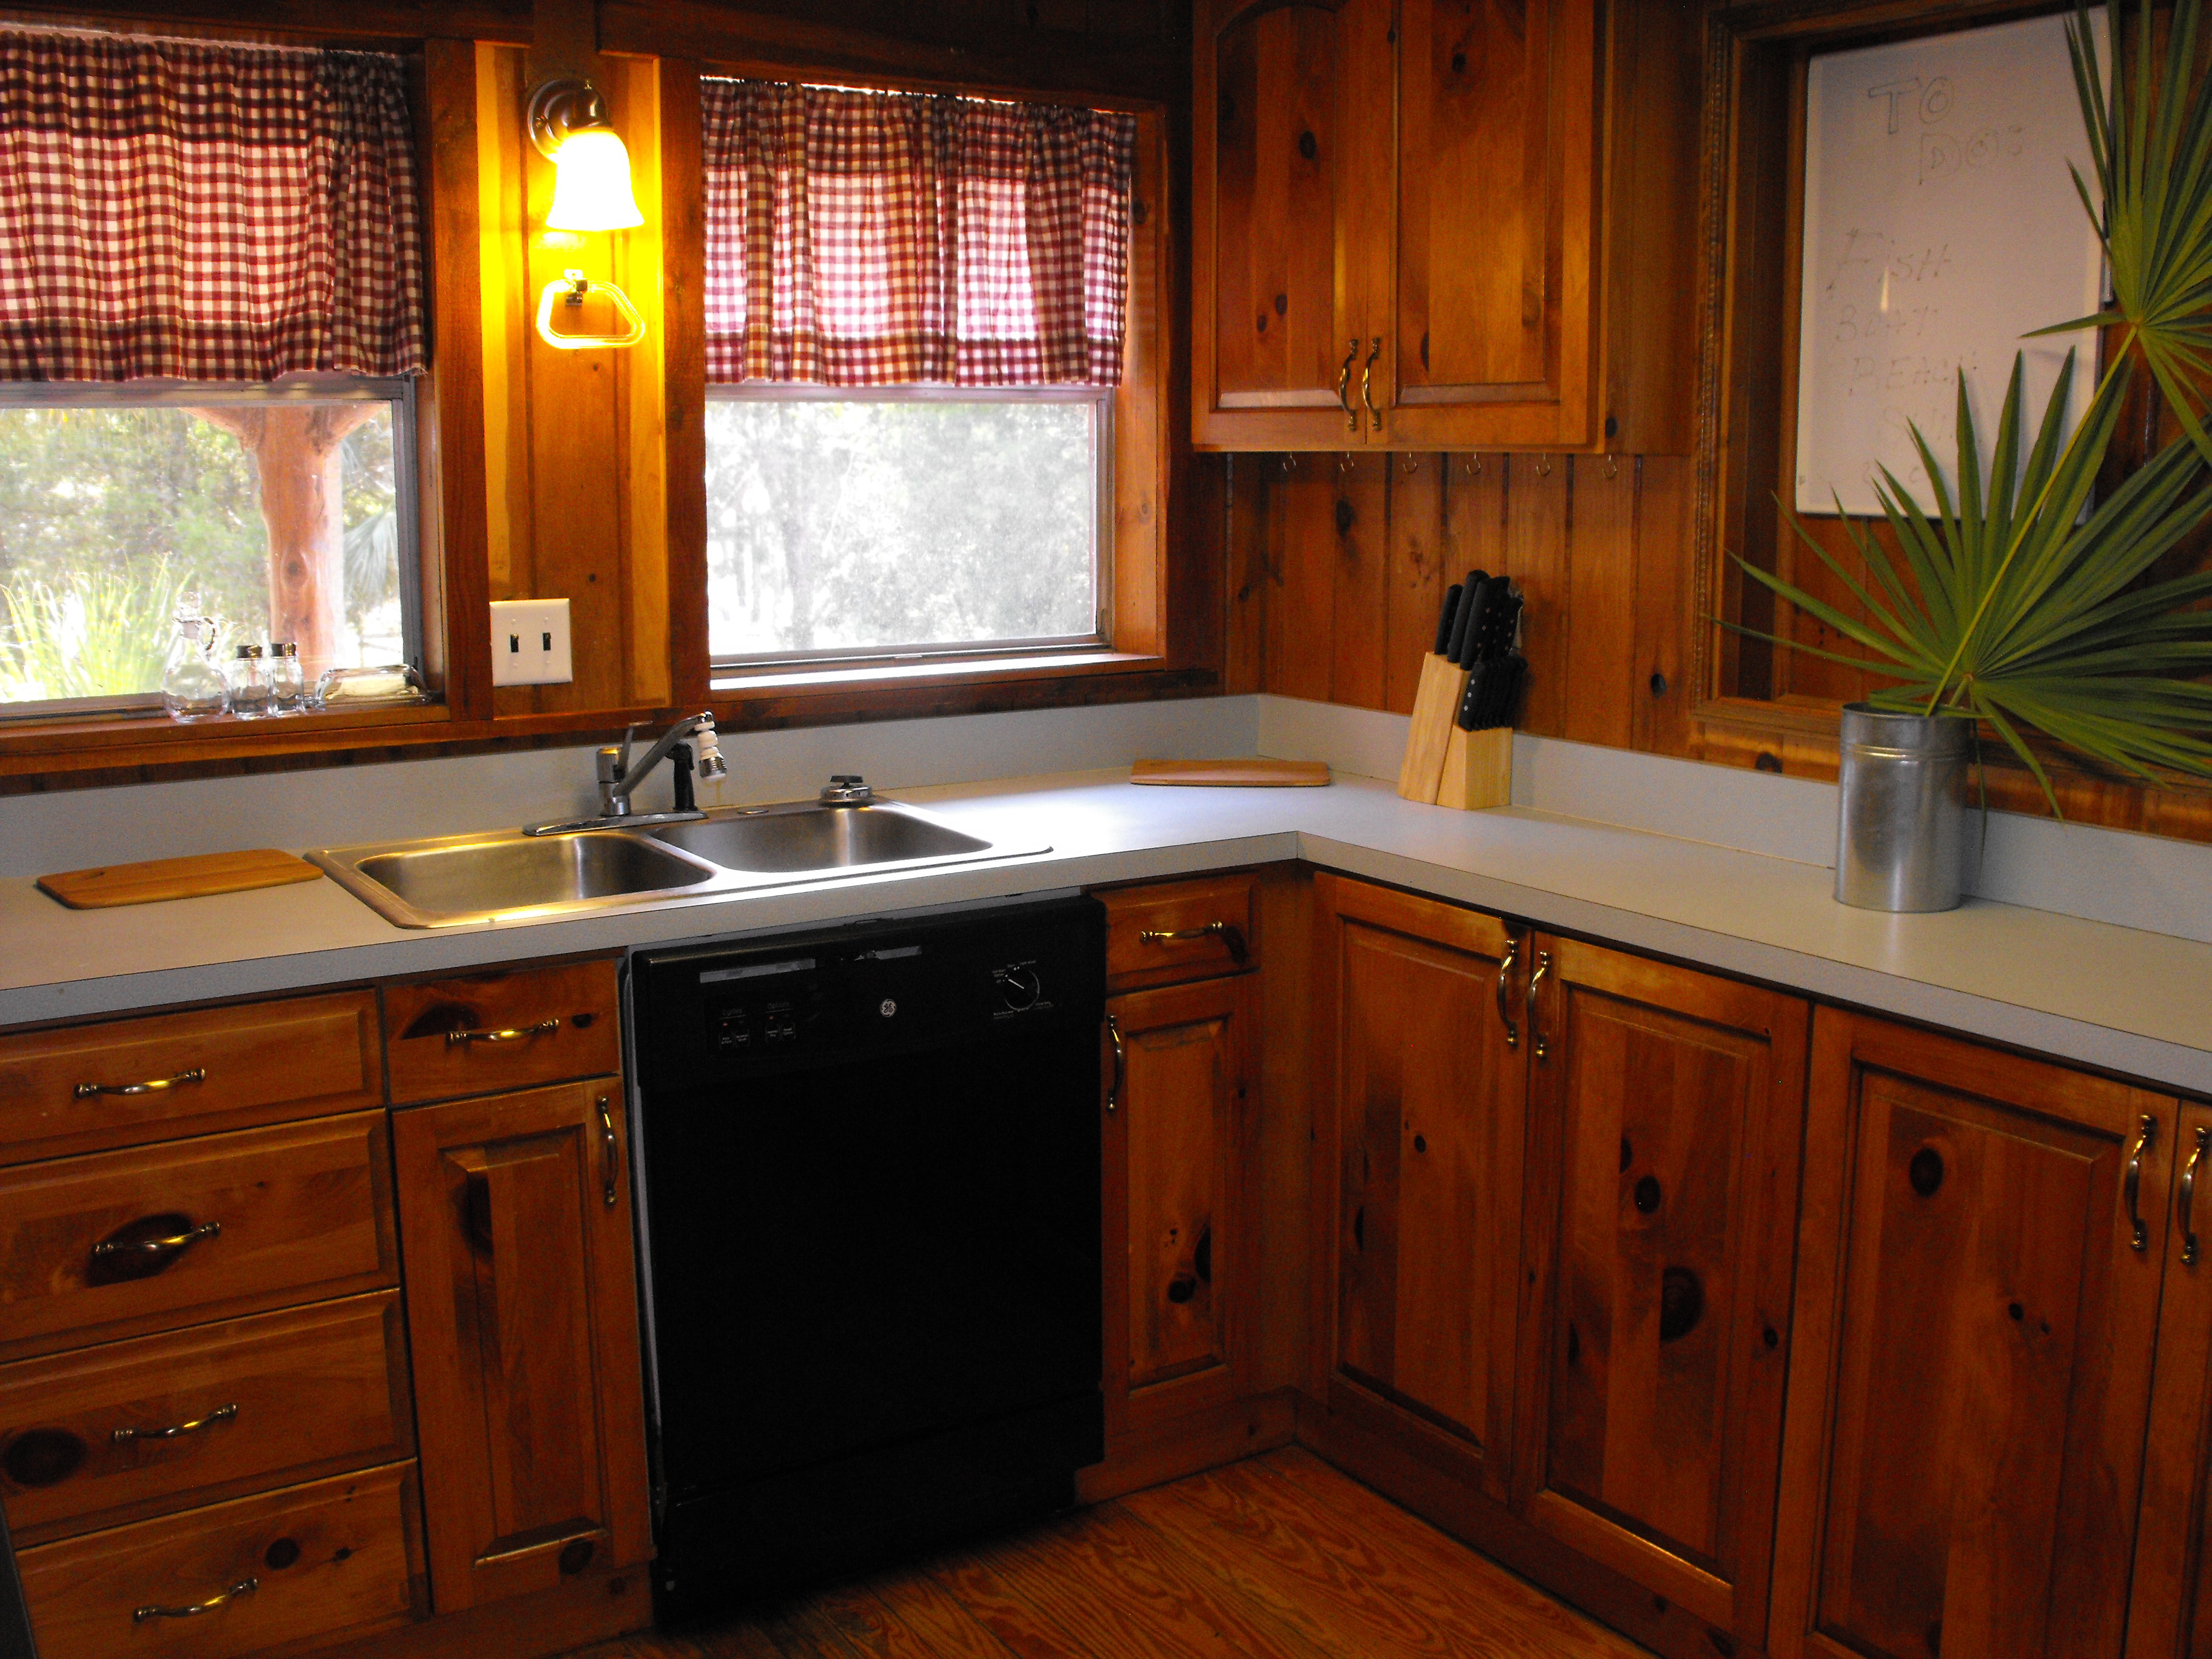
[1792, 10, 2108, 515]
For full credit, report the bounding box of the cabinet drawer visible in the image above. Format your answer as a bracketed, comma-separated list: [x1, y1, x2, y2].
[18, 1462, 424, 1659]
[0, 1292, 412, 1546]
[0, 1113, 397, 1362]
[1102, 876, 1258, 993]
[0, 992, 381, 1165]
[384, 959, 620, 1105]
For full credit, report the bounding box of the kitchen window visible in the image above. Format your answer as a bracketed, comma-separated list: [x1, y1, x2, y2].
[0, 378, 418, 716]
[699, 78, 1134, 678]
[0, 27, 426, 720]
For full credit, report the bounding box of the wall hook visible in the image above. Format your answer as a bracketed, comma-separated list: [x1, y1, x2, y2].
[1466, 453, 1482, 478]
[1282, 453, 1298, 474]
[1536, 455, 1553, 478]
[1339, 452, 1354, 475]
[1402, 454, 1421, 475]
[1604, 454, 1620, 480]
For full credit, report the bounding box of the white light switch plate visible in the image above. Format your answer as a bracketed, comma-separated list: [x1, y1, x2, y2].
[491, 598, 574, 686]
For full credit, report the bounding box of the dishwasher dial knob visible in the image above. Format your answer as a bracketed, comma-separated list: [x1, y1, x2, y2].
[879, 998, 897, 1019]
[996, 964, 1041, 1012]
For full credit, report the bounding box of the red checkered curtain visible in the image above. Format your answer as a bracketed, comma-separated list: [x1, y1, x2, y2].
[702, 79, 1135, 386]
[0, 28, 426, 381]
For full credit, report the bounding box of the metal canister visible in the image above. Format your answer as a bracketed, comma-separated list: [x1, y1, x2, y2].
[1834, 702, 1974, 912]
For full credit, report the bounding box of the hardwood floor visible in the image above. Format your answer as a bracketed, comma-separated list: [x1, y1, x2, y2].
[571, 1448, 1651, 1659]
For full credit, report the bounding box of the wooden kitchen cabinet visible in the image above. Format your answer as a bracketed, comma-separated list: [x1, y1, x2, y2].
[1311, 874, 1527, 1496]
[390, 1078, 652, 1615]
[1513, 935, 1808, 1655]
[1769, 1009, 2177, 1659]
[2132, 1102, 2212, 1659]
[1191, 0, 1700, 452]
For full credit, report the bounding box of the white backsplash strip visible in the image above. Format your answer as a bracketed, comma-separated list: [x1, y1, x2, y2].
[1256, 694, 2212, 947]
[0, 696, 1261, 879]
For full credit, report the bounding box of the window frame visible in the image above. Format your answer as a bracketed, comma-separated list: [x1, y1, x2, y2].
[0, 374, 424, 724]
[703, 379, 1115, 680]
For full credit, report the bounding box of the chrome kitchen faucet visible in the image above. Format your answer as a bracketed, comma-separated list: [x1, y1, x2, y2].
[525, 711, 728, 836]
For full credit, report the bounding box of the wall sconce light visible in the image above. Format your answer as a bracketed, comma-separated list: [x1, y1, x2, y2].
[528, 76, 646, 349]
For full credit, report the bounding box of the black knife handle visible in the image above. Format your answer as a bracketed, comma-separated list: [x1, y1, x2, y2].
[1434, 584, 1462, 656]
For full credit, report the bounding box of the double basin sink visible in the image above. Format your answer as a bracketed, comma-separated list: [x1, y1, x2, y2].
[310, 799, 1043, 930]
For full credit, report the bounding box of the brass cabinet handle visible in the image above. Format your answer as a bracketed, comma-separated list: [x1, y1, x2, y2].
[2180, 1125, 2206, 1267]
[1494, 933, 1520, 1050]
[1529, 950, 1553, 1061]
[75, 1067, 204, 1101]
[1138, 920, 1247, 965]
[135, 1577, 256, 1623]
[1336, 338, 1360, 432]
[91, 1220, 220, 1262]
[2126, 1114, 2156, 1252]
[1106, 1014, 1126, 1114]
[597, 1094, 620, 1210]
[447, 1017, 561, 1046]
[1361, 336, 1383, 432]
[112, 1402, 238, 1446]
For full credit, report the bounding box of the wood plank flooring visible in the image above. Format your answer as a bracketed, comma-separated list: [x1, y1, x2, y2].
[571, 1448, 1651, 1659]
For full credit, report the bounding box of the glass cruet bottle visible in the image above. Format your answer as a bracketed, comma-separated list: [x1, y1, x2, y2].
[161, 609, 227, 721]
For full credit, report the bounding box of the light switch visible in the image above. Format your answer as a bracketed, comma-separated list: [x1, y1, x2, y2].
[491, 598, 574, 686]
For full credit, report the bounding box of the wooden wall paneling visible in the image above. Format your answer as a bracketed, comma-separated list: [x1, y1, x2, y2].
[1222, 455, 1267, 694]
[1115, 111, 1170, 660]
[421, 39, 492, 723]
[1562, 456, 1637, 749]
[659, 59, 711, 708]
[1443, 451, 1510, 580]
[480, 41, 535, 708]
[1252, 866, 1314, 1398]
[1503, 456, 1570, 737]
[1384, 454, 1444, 715]
[611, 56, 671, 711]
[1329, 452, 1389, 709]
[1267, 456, 1336, 701]
[1632, 455, 1694, 756]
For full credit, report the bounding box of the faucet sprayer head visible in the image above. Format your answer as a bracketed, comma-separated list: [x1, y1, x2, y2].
[692, 720, 728, 780]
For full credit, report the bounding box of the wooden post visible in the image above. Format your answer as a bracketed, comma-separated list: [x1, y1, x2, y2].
[190, 404, 374, 683]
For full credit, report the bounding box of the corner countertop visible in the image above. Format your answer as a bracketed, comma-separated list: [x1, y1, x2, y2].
[4, 769, 2208, 1097]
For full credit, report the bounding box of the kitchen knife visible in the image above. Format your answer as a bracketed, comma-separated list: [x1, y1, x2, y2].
[1453, 575, 1492, 666]
[1455, 661, 1490, 730]
[1444, 571, 1483, 664]
[1433, 583, 1463, 657]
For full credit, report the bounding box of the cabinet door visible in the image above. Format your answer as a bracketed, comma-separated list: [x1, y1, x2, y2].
[1389, 0, 1597, 449]
[1104, 975, 1254, 1432]
[1313, 874, 1525, 1496]
[1193, 0, 1393, 449]
[1513, 936, 1807, 1652]
[392, 1079, 651, 1613]
[1771, 1010, 2174, 1659]
[2126, 1098, 2212, 1659]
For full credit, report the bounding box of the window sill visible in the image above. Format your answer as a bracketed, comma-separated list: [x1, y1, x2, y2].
[709, 649, 1161, 695]
[0, 699, 453, 775]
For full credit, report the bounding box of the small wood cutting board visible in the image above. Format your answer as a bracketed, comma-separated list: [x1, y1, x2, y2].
[38, 848, 323, 910]
[1130, 759, 1332, 788]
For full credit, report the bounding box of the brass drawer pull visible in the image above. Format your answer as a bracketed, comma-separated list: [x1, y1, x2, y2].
[2182, 1125, 2207, 1267]
[1495, 933, 1520, 1049]
[1137, 920, 1247, 965]
[1336, 338, 1360, 432]
[1361, 336, 1383, 433]
[1529, 950, 1553, 1061]
[112, 1402, 238, 1447]
[597, 1094, 620, 1210]
[446, 1017, 561, 1046]
[2126, 1114, 2156, 1252]
[91, 1220, 220, 1261]
[74, 1067, 205, 1101]
[135, 1577, 256, 1623]
[1106, 1014, 1126, 1114]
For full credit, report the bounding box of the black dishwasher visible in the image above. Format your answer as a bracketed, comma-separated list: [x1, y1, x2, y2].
[629, 894, 1105, 1622]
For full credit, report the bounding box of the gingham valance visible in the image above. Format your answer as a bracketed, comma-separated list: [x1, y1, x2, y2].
[0, 29, 426, 382]
[702, 79, 1135, 387]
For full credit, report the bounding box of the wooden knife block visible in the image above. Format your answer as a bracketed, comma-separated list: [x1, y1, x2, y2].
[1396, 652, 1512, 809]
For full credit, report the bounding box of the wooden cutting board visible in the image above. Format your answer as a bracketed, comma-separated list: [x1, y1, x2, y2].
[38, 848, 323, 910]
[1130, 759, 1332, 788]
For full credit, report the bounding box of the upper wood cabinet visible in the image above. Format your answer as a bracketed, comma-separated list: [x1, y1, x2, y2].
[1771, 1010, 2178, 1659]
[1192, 0, 1701, 453]
[1513, 936, 1808, 1657]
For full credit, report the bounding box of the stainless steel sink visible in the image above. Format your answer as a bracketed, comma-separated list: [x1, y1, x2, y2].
[312, 830, 719, 929]
[310, 799, 1044, 928]
[651, 801, 994, 873]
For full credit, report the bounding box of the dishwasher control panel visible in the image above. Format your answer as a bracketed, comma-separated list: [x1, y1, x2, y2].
[635, 895, 1105, 1088]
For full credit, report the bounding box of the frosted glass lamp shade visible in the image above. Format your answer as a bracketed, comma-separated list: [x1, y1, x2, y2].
[546, 128, 644, 232]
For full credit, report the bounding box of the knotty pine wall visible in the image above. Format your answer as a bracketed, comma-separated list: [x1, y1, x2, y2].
[1219, 451, 1694, 760]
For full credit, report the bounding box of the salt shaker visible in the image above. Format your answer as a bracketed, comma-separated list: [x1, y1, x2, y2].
[226, 643, 271, 719]
[266, 641, 305, 714]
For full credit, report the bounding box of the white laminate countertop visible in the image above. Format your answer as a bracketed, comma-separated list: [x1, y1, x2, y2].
[3, 768, 2208, 1097]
